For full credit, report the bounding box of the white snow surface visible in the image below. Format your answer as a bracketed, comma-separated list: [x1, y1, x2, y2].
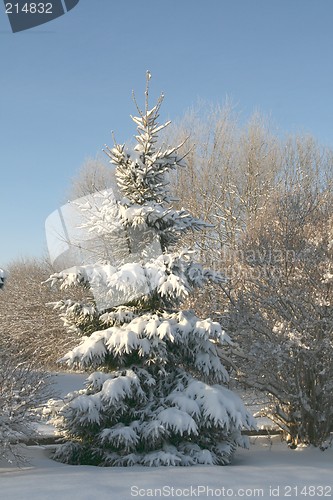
[1, 373, 332, 499]
[1, 439, 332, 500]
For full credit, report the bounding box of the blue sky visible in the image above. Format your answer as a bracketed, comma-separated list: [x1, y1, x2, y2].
[1, 0, 333, 268]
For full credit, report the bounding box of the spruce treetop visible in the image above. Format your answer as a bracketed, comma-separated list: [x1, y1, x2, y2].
[104, 71, 187, 206]
[102, 71, 207, 251]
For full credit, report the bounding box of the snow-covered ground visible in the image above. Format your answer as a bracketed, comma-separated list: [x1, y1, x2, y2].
[1, 373, 332, 500]
[1, 438, 332, 500]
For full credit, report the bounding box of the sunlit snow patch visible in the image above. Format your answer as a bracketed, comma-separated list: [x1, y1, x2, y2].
[45, 188, 161, 310]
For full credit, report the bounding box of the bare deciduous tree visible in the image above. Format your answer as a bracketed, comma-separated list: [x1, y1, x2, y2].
[66, 155, 117, 201]
[0, 344, 50, 464]
[225, 162, 333, 447]
[0, 258, 86, 369]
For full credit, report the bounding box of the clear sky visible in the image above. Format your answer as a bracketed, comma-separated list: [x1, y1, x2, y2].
[1, 0, 333, 268]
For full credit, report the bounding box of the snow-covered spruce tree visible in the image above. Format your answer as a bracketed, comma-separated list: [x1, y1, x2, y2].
[46, 74, 255, 466]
